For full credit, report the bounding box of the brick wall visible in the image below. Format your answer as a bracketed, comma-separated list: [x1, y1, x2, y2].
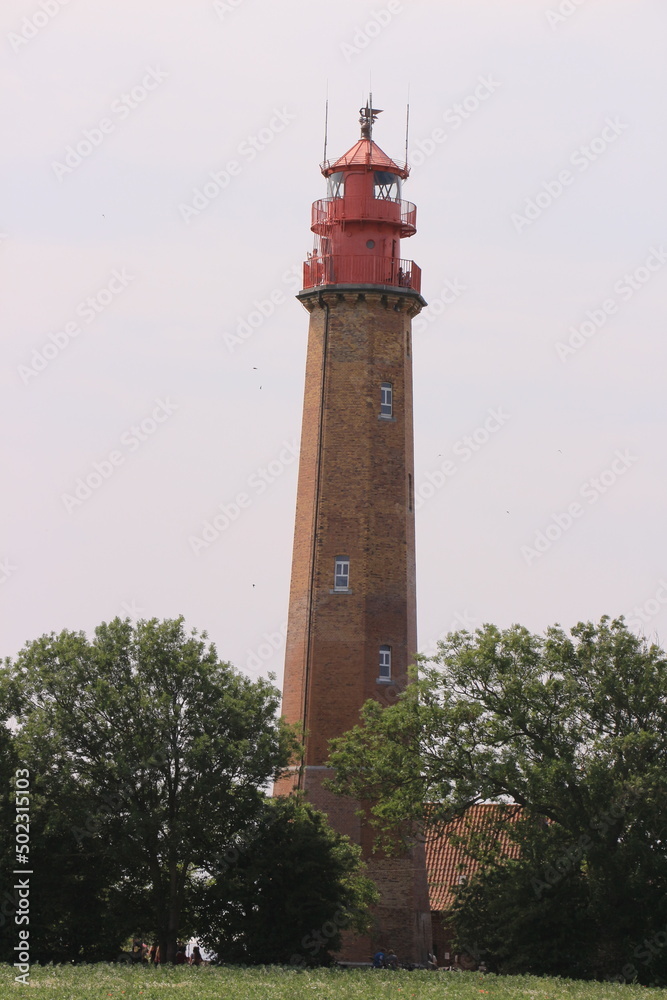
[275, 286, 431, 964]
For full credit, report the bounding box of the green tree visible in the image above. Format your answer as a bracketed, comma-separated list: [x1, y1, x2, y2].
[442, 816, 597, 979]
[6, 616, 298, 963]
[328, 617, 667, 983]
[196, 795, 378, 966]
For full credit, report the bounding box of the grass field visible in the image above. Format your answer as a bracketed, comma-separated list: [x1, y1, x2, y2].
[1, 965, 664, 999]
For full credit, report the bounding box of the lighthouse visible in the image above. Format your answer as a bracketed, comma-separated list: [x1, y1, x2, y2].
[275, 103, 432, 964]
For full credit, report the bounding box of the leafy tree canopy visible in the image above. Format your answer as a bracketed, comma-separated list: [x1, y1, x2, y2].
[328, 617, 667, 983]
[3, 616, 299, 962]
[197, 795, 378, 966]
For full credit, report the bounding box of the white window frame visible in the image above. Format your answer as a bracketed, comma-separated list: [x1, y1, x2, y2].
[334, 557, 350, 591]
[380, 382, 393, 418]
[379, 645, 392, 680]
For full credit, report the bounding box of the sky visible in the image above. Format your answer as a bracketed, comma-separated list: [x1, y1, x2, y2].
[3, 0, 667, 689]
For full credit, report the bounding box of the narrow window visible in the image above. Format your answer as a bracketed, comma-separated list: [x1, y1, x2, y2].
[406, 330, 411, 356]
[379, 645, 391, 680]
[374, 171, 401, 201]
[380, 382, 393, 418]
[408, 473, 413, 512]
[327, 171, 345, 199]
[334, 557, 350, 591]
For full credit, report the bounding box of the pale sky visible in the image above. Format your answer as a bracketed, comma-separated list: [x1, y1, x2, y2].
[3, 0, 667, 686]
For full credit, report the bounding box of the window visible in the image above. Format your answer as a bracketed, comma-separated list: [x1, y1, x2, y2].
[379, 645, 391, 679]
[380, 382, 393, 418]
[327, 172, 345, 199]
[408, 473, 413, 512]
[334, 557, 350, 591]
[374, 171, 401, 201]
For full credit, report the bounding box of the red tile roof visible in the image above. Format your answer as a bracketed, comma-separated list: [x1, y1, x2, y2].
[425, 803, 523, 912]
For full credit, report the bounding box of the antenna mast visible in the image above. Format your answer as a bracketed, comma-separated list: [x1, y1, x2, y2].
[322, 96, 329, 166]
[405, 100, 410, 167]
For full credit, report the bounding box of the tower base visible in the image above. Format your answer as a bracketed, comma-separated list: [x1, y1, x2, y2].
[276, 765, 432, 966]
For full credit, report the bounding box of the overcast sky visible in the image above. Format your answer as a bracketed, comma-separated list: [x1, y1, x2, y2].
[3, 0, 667, 686]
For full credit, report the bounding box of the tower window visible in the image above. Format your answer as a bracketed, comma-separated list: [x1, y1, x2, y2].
[380, 382, 393, 418]
[408, 473, 413, 512]
[334, 557, 350, 591]
[327, 171, 345, 199]
[379, 645, 391, 679]
[374, 171, 401, 201]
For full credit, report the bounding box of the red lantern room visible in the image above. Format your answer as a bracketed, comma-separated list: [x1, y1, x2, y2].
[304, 103, 420, 293]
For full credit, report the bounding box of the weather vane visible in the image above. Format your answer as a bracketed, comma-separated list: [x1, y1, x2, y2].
[359, 97, 382, 139]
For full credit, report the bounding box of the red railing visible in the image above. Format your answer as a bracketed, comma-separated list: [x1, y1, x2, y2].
[303, 255, 421, 294]
[311, 197, 416, 238]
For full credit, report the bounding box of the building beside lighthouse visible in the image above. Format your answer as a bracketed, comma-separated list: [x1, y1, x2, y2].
[274, 104, 432, 964]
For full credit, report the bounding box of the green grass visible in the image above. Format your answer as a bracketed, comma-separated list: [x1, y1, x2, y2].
[1, 964, 665, 999]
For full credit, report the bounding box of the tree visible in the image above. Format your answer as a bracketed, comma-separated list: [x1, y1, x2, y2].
[196, 795, 378, 966]
[6, 616, 298, 962]
[328, 617, 667, 983]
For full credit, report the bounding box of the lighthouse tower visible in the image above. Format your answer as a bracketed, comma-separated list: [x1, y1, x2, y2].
[275, 104, 432, 963]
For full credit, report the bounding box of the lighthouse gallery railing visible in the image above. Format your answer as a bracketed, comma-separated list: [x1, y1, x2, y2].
[303, 255, 421, 293]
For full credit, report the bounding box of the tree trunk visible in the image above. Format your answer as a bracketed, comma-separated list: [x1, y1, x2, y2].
[164, 861, 183, 963]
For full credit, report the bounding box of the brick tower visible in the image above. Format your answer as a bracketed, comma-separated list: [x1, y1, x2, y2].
[274, 103, 432, 964]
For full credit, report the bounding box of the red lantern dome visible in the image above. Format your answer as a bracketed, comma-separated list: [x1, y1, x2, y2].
[303, 104, 420, 292]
